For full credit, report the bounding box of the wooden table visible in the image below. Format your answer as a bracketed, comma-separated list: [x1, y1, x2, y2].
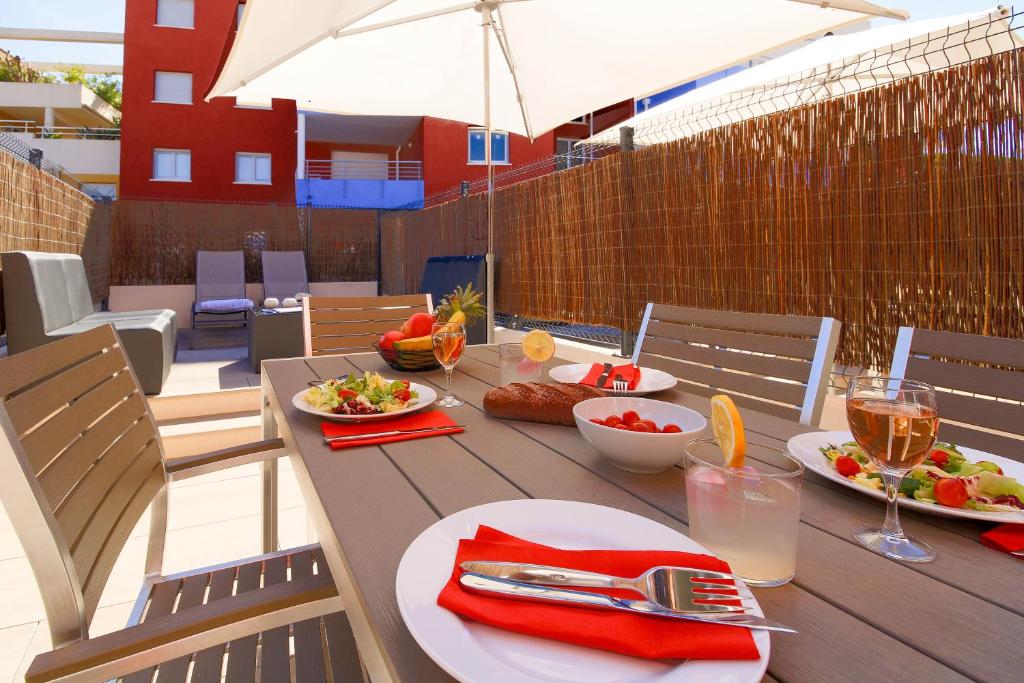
[261, 346, 1024, 683]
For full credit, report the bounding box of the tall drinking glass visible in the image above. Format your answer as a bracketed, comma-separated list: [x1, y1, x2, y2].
[846, 376, 938, 562]
[685, 439, 804, 587]
[432, 322, 466, 408]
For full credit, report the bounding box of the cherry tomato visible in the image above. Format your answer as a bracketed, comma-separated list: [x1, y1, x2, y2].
[934, 478, 969, 508]
[590, 418, 606, 426]
[613, 424, 631, 431]
[622, 410, 641, 426]
[662, 424, 682, 433]
[929, 450, 949, 468]
[401, 380, 411, 389]
[630, 422, 654, 433]
[635, 419, 658, 432]
[338, 388, 358, 399]
[394, 389, 411, 402]
[604, 415, 623, 428]
[835, 455, 862, 477]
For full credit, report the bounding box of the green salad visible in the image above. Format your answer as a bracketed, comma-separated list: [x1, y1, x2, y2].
[305, 372, 417, 415]
[821, 441, 1024, 513]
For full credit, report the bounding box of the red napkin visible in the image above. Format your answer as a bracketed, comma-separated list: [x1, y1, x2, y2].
[980, 524, 1024, 556]
[437, 526, 760, 661]
[320, 410, 462, 450]
[580, 362, 642, 390]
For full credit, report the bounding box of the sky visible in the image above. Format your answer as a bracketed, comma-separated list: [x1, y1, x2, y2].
[0, 0, 1007, 68]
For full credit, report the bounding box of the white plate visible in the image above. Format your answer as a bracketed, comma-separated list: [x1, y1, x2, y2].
[291, 381, 436, 422]
[788, 431, 1024, 524]
[396, 499, 769, 683]
[548, 363, 677, 396]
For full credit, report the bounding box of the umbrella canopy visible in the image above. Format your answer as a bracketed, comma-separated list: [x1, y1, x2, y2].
[208, 0, 907, 138]
[583, 6, 1022, 146]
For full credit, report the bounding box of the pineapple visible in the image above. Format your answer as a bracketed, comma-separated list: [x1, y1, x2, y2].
[435, 282, 486, 326]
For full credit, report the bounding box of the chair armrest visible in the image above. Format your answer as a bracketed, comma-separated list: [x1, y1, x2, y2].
[26, 573, 339, 683]
[164, 437, 286, 481]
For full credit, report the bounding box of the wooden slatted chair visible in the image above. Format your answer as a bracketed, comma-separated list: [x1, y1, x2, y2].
[632, 303, 841, 425]
[889, 327, 1024, 460]
[0, 325, 360, 682]
[302, 293, 433, 356]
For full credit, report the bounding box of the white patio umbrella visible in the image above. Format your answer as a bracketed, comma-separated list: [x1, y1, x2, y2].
[208, 0, 908, 341]
[584, 6, 1022, 147]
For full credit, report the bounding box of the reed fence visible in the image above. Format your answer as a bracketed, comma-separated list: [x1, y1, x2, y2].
[110, 200, 378, 285]
[382, 47, 1024, 370]
[0, 150, 110, 335]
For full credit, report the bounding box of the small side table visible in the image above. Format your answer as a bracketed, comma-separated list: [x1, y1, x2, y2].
[248, 307, 304, 372]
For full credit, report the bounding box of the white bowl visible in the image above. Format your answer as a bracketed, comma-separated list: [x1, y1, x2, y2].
[573, 397, 707, 474]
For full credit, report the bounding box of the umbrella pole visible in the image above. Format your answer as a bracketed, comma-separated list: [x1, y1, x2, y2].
[482, 2, 495, 344]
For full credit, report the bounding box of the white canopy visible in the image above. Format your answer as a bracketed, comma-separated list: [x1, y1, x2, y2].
[208, 0, 908, 138]
[584, 7, 1022, 146]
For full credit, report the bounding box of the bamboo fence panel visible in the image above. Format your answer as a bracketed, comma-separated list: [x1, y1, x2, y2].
[382, 48, 1024, 370]
[0, 151, 110, 335]
[110, 200, 378, 285]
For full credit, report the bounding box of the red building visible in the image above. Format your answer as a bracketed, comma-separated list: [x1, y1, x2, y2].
[121, 0, 634, 207]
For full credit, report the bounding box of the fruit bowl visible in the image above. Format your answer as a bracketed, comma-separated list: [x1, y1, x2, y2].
[373, 341, 441, 372]
[573, 397, 707, 473]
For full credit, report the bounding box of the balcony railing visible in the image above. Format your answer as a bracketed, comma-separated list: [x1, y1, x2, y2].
[304, 159, 422, 181]
[0, 120, 121, 140]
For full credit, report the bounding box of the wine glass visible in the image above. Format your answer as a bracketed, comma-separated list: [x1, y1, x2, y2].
[846, 376, 938, 562]
[431, 322, 466, 408]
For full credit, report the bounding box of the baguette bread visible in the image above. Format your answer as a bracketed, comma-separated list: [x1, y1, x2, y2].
[483, 382, 605, 426]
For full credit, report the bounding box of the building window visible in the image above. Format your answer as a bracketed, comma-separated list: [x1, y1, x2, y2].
[237, 2, 246, 30]
[556, 138, 584, 171]
[468, 129, 509, 165]
[156, 0, 194, 29]
[153, 149, 191, 181]
[235, 152, 271, 184]
[153, 71, 193, 104]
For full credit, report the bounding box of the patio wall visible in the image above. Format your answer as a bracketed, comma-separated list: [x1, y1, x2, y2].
[379, 48, 1024, 370]
[0, 149, 111, 335]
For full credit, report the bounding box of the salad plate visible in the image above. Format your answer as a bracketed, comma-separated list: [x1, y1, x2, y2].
[396, 499, 769, 683]
[293, 372, 436, 422]
[788, 431, 1024, 523]
[548, 363, 677, 396]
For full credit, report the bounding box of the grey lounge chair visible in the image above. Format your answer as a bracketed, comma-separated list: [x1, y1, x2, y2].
[192, 250, 254, 329]
[0, 251, 177, 394]
[261, 250, 310, 303]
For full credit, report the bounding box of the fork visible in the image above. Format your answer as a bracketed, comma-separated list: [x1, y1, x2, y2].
[459, 561, 753, 613]
[611, 378, 629, 394]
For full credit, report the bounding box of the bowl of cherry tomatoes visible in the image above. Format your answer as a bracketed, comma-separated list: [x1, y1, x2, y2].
[573, 397, 707, 473]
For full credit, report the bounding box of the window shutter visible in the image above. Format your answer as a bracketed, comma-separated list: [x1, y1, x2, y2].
[154, 71, 193, 104]
[156, 0, 195, 29]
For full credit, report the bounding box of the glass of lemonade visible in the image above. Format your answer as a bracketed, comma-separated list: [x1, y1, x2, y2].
[498, 342, 543, 385]
[846, 376, 938, 562]
[684, 439, 804, 587]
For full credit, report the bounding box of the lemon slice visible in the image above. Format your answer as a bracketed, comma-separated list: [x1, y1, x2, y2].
[710, 394, 745, 467]
[522, 329, 555, 363]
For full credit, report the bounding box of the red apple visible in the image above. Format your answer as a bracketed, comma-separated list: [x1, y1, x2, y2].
[379, 330, 406, 350]
[401, 312, 436, 338]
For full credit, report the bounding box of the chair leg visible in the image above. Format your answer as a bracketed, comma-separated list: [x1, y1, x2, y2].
[261, 382, 279, 553]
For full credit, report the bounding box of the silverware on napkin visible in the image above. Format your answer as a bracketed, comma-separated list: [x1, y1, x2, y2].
[323, 425, 465, 443]
[459, 573, 796, 633]
[459, 560, 753, 613]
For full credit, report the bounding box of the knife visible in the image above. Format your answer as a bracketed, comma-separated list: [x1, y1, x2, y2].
[595, 362, 613, 388]
[459, 573, 796, 633]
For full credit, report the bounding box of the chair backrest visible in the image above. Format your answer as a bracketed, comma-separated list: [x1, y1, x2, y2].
[262, 250, 310, 301]
[1, 251, 95, 353]
[890, 327, 1024, 460]
[302, 294, 433, 356]
[633, 303, 841, 425]
[195, 250, 246, 303]
[0, 325, 166, 647]
[420, 255, 487, 344]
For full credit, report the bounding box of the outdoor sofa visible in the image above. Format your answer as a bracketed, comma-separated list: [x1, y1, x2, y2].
[1, 251, 177, 394]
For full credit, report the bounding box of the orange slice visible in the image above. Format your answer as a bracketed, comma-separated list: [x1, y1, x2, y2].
[710, 394, 745, 467]
[522, 329, 555, 363]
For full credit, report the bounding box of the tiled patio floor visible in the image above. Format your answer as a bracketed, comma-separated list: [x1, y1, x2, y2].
[0, 329, 846, 678]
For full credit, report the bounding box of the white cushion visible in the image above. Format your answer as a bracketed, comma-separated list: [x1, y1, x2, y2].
[197, 298, 253, 313]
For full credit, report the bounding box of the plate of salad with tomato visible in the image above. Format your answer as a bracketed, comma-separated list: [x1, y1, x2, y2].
[787, 431, 1024, 523]
[293, 371, 437, 422]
